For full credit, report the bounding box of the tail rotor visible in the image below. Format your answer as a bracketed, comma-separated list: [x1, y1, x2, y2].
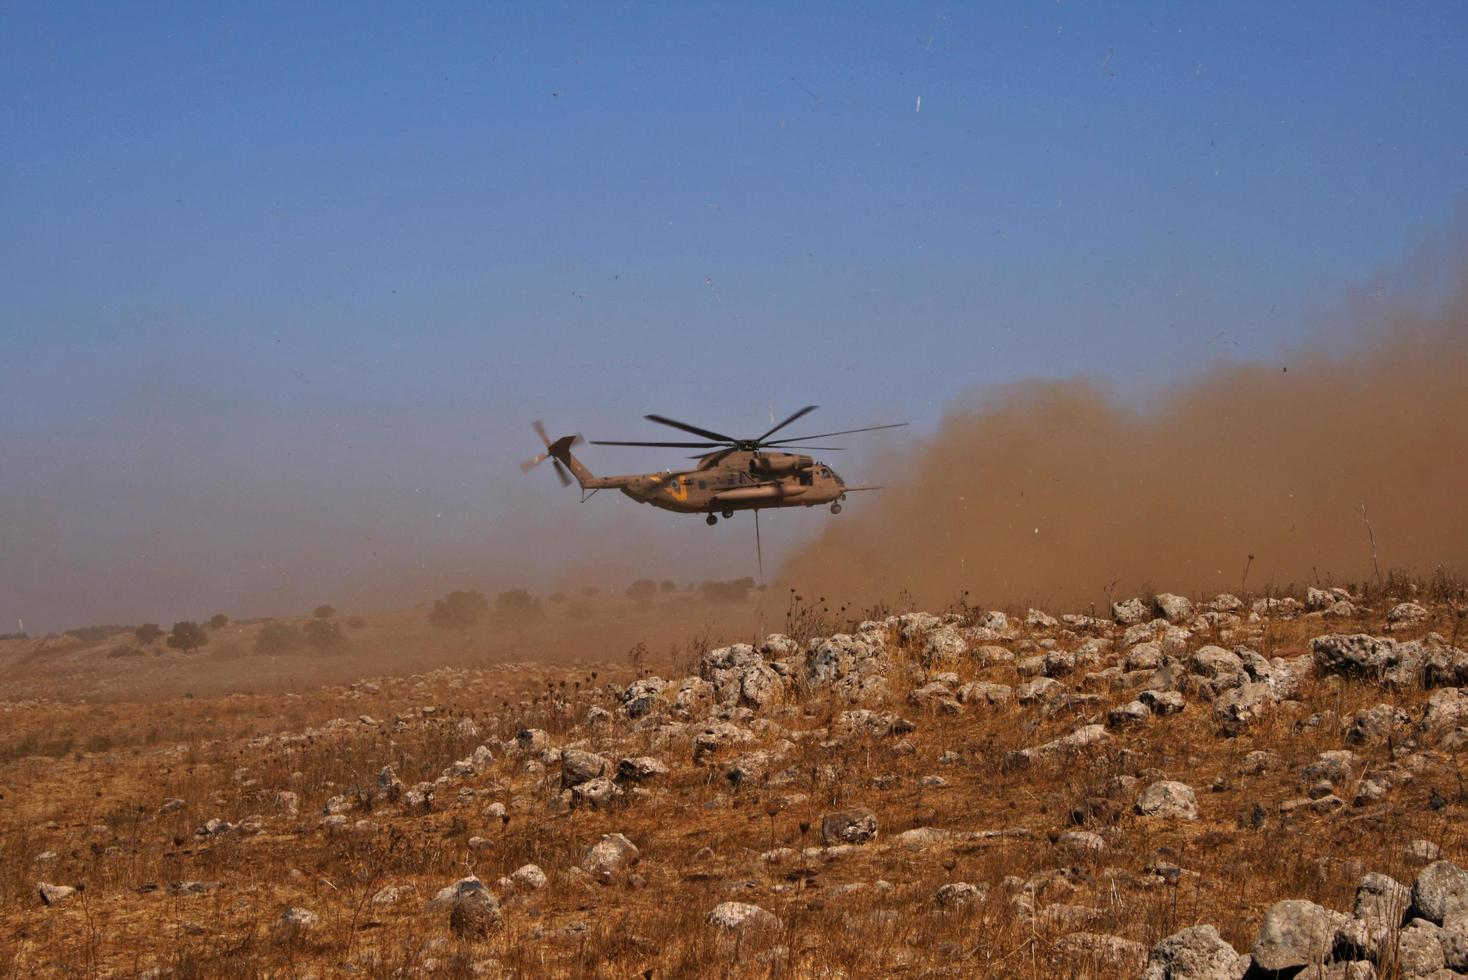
[521, 420, 583, 487]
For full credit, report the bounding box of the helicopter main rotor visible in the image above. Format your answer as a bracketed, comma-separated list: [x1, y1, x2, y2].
[590, 405, 907, 462]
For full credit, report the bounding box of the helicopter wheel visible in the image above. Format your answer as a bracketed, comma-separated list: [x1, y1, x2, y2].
[830, 502, 843, 515]
[706, 513, 717, 526]
[721, 509, 734, 519]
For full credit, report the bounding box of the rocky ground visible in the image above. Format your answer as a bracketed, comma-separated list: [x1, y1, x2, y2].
[3, 584, 1468, 977]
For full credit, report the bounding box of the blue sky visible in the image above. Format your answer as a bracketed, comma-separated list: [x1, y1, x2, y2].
[3, 3, 1467, 631]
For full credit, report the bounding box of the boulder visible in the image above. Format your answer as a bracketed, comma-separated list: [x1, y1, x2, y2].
[560, 748, 609, 788]
[707, 901, 780, 932]
[1412, 861, 1468, 924]
[1154, 593, 1195, 622]
[580, 833, 640, 884]
[1135, 781, 1198, 820]
[1112, 598, 1151, 625]
[1140, 689, 1186, 715]
[1214, 682, 1277, 736]
[1107, 700, 1151, 729]
[447, 877, 501, 937]
[1355, 872, 1412, 926]
[1141, 925, 1245, 980]
[509, 864, 548, 891]
[1440, 909, 1468, 971]
[616, 756, 669, 783]
[620, 677, 666, 718]
[935, 881, 986, 909]
[1250, 899, 1340, 971]
[820, 807, 878, 846]
[1312, 633, 1394, 675]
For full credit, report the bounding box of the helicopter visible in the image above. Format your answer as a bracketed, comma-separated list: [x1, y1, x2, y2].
[520, 405, 905, 526]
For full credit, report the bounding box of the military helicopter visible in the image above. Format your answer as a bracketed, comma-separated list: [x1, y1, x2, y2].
[520, 406, 905, 526]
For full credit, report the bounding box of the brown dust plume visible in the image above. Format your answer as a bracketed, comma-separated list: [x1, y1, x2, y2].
[779, 271, 1468, 612]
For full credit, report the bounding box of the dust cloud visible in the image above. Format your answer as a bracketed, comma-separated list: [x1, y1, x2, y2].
[779, 267, 1468, 612]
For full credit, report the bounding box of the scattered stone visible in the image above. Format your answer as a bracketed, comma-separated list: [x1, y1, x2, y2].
[38, 882, 76, 906]
[1056, 830, 1105, 853]
[1056, 932, 1145, 970]
[272, 906, 318, 944]
[1406, 840, 1444, 864]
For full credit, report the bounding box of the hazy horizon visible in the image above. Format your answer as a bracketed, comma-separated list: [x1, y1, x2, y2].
[5, 5, 1468, 633]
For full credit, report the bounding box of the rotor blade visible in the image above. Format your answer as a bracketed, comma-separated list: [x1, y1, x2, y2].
[531, 419, 552, 449]
[592, 439, 729, 448]
[755, 404, 818, 443]
[519, 452, 549, 473]
[765, 422, 909, 444]
[760, 445, 845, 451]
[552, 459, 572, 487]
[643, 413, 737, 443]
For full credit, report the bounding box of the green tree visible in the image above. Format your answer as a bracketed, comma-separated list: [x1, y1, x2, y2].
[166, 621, 208, 654]
[312, 604, 336, 619]
[134, 623, 163, 645]
[208, 613, 229, 630]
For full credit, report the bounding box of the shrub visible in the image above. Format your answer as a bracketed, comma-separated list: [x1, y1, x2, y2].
[346, 615, 367, 629]
[495, 589, 543, 623]
[108, 645, 146, 658]
[312, 604, 336, 619]
[700, 577, 756, 603]
[429, 590, 489, 630]
[255, 622, 304, 656]
[626, 579, 658, 604]
[660, 580, 676, 593]
[303, 619, 347, 652]
[65, 624, 131, 643]
[166, 621, 209, 654]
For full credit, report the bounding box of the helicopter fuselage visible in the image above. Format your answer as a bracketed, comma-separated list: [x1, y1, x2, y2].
[607, 450, 846, 514]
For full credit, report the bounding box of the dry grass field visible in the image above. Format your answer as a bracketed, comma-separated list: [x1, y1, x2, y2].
[3, 578, 1467, 978]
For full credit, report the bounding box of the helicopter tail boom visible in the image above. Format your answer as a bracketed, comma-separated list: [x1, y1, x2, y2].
[545, 435, 599, 487]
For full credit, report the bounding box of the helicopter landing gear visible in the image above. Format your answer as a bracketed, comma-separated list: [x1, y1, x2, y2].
[721, 509, 734, 519]
[706, 513, 718, 526]
[830, 502, 843, 514]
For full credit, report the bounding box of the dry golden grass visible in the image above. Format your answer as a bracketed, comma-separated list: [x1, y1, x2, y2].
[2, 582, 1465, 977]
